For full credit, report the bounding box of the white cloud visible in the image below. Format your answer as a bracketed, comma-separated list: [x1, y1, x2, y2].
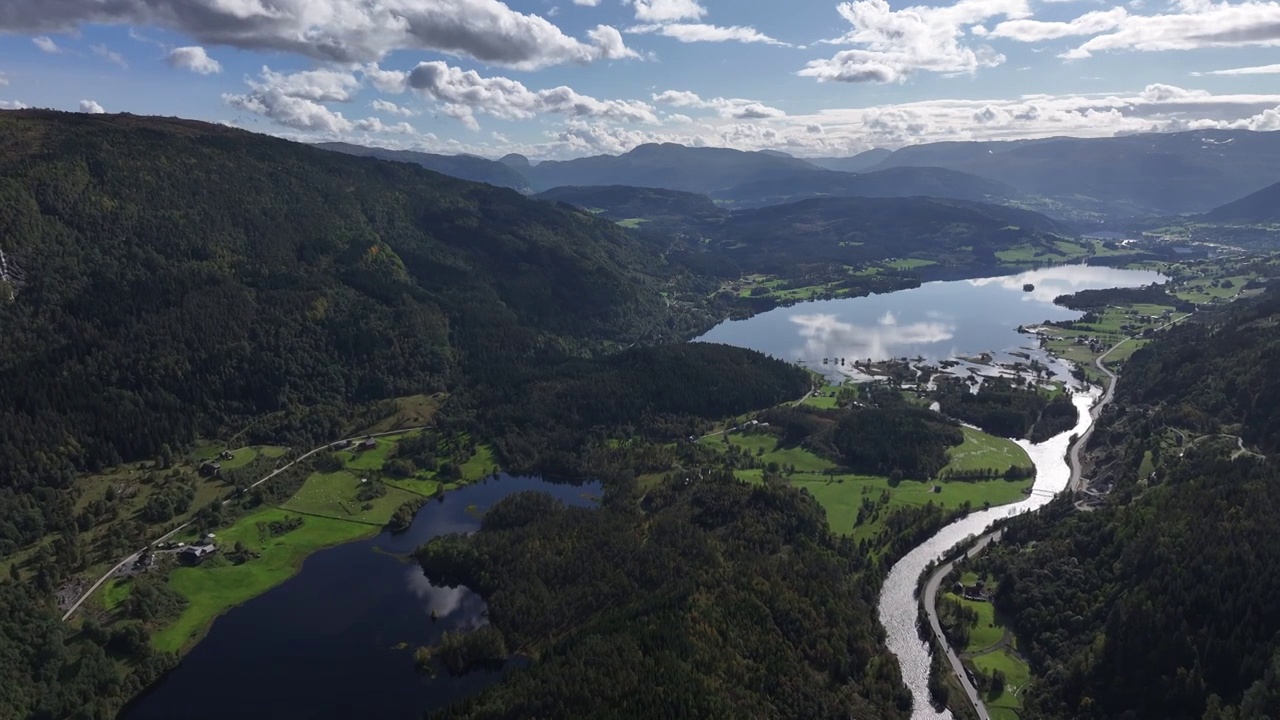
[989, 7, 1129, 41]
[0, 0, 636, 70]
[363, 64, 409, 94]
[628, 0, 707, 22]
[586, 24, 641, 59]
[0, 100, 30, 110]
[653, 89, 786, 119]
[32, 35, 60, 53]
[251, 67, 362, 103]
[1193, 62, 1280, 75]
[573, 0, 601, 5]
[372, 99, 417, 116]
[167, 46, 222, 75]
[628, 22, 790, 45]
[223, 65, 407, 135]
[226, 89, 356, 133]
[407, 60, 659, 129]
[91, 44, 128, 68]
[1047, 0, 1280, 59]
[79, 99, 105, 114]
[801, 0, 1029, 83]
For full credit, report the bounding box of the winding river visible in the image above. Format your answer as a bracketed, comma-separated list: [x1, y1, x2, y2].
[880, 390, 1096, 719]
[697, 263, 1165, 718]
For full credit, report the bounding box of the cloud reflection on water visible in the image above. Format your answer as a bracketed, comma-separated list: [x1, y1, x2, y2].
[967, 265, 1163, 304]
[790, 312, 956, 362]
[405, 568, 487, 630]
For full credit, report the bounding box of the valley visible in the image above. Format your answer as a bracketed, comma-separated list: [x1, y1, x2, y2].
[1, 110, 1279, 720]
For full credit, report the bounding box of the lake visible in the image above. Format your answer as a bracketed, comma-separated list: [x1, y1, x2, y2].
[696, 262, 1165, 718]
[122, 475, 599, 720]
[697, 264, 1166, 380]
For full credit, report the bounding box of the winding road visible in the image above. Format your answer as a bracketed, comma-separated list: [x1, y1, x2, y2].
[60, 426, 427, 622]
[919, 312, 1196, 719]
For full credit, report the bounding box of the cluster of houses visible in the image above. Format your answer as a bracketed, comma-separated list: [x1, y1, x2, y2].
[199, 450, 236, 478]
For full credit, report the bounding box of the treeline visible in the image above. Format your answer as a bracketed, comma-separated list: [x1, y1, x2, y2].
[936, 377, 1077, 442]
[1053, 283, 1194, 312]
[0, 110, 715, 558]
[1119, 286, 1280, 454]
[417, 474, 912, 719]
[0, 576, 179, 720]
[459, 343, 811, 477]
[759, 402, 963, 480]
[981, 287, 1280, 719]
[986, 452, 1280, 720]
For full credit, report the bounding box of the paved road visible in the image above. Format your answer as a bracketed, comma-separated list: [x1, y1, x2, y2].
[922, 534, 999, 720]
[61, 426, 425, 622]
[920, 331, 1138, 718]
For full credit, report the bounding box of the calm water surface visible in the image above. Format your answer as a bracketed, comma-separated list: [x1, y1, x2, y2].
[697, 264, 1165, 379]
[123, 475, 599, 720]
[698, 263, 1161, 718]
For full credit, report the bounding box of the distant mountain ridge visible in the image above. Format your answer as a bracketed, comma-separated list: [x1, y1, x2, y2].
[1203, 181, 1280, 223]
[866, 129, 1280, 215]
[317, 142, 531, 192]
[534, 185, 728, 223]
[519, 143, 824, 194]
[711, 165, 1022, 208]
[807, 149, 894, 173]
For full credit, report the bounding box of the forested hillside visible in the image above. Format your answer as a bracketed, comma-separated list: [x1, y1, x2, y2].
[315, 142, 531, 191]
[712, 196, 1067, 270]
[1203, 181, 1280, 224]
[0, 110, 713, 556]
[710, 166, 1020, 209]
[982, 287, 1280, 719]
[533, 185, 728, 223]
[418, 475, 912, 720]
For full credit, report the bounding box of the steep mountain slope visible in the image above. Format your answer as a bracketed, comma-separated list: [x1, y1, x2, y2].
[0, 111, 698, 487]
[807, 148, 893, 172]
[1203, 180, 1280, 223]
[521, 143, 824, 194]
[316, 142, 531, 191]
[985, 287, 1280, 720]
[710, 196, 1068, 270]
[534, 185, 728, 222]
[869, 129, 1280, 215]
[711, 166, 1021, 208]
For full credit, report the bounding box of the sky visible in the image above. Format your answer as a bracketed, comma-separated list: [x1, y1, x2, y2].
[1, 0, 1278, 159]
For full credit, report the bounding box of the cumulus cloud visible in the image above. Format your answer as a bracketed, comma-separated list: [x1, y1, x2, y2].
[251, 67, 362, 103]
[1193, 62, 1280, 75]
[628, 22, 790, 45]
[79, 99, 105, 114]
[407, 60, 659, 129]
[166, 46, 222, 75]
[586, 24, 641, 59]
[989, 7, 1129, 41]
[32, 35, 60, 53]
[801, 0, 1028, 83]
[363, 64, 409, 94]
[628, 0, 707, 22]
[0, 0, 636, 70]
[991, 0, 1280, 59]
[223, 65, 414, 135]
[653, 89, 786, 119]
[372, 99, 417, 116]
[0, 100, 30, 110]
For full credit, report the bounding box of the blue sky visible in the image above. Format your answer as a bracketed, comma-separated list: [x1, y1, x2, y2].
[1, 0, 1278, 158]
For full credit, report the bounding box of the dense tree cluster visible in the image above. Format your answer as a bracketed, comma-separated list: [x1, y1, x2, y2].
[936, 377, 1077, 442]
[1052, 284, 1193, 312]
[0, 110, 717, 556]
[417, 475, 912, 719]
[984, 288, 1280, 719]
[760, 401, 963, 480]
